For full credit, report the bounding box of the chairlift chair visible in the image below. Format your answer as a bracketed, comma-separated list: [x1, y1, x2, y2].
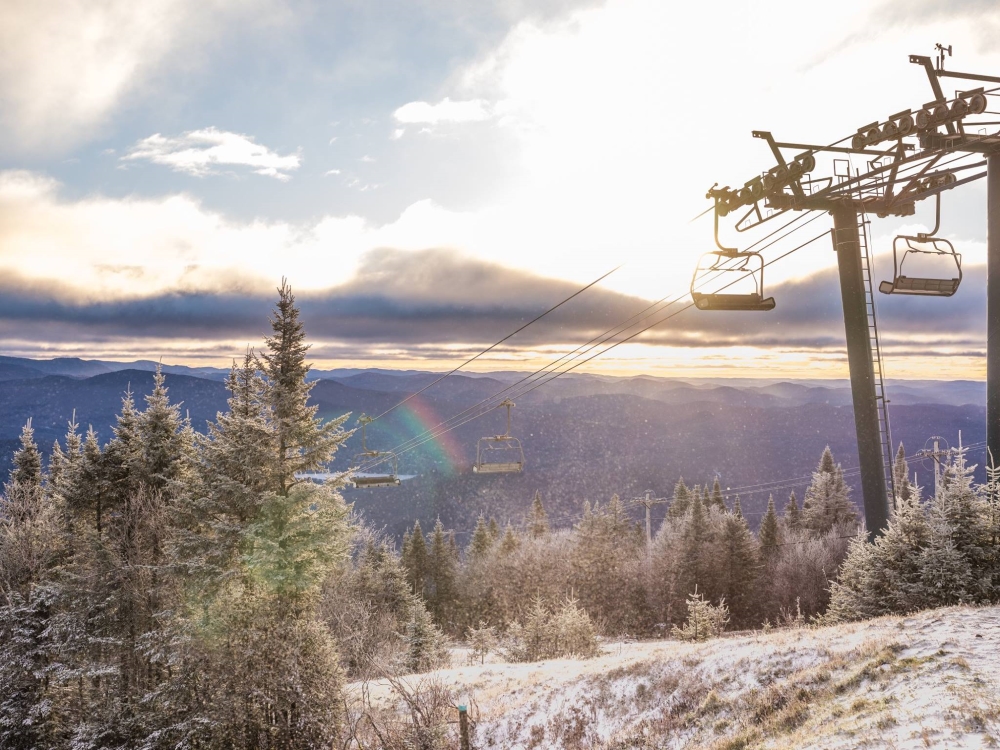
[473, 399, 525, 474]
[878, 194, 962, 297]
[350, 415, 401, 488]
[690, 202, 775, 312]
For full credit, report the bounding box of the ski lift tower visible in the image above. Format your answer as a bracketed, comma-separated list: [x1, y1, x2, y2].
[702, 48, 1000, 539]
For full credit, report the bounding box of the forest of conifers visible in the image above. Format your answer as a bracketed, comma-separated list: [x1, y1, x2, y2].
[2, 284, 999, 749]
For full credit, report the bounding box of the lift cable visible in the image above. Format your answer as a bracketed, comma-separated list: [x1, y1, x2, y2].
[366, 264, 623, 423]
[358, 224, 832, 471]
[355, 211, 825, 471]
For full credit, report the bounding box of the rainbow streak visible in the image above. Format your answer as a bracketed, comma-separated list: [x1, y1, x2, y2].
[396, 395, 467, 476]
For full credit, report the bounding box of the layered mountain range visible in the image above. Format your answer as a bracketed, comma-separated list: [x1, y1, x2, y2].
[0, 355, 985, 539]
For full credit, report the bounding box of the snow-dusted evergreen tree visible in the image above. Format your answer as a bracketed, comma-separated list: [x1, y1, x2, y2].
[10, 419, 42, 489]
[528, 490, 549, 538]
[892, 442, 912, 504]
[783, 490, 801, 531]
[499, 524, 521, 555]
[0, 425, 65, 749]
[669, 477, 691, 518]
[260, 279, 350, 495]
[731, 494, 744, 520]
[404, 602, 450, 673]
[759, 494, 781, 556]
[718, 507, 759, 628]
[402, 520, 429, 597]
[709, 477, 726, 511]
[467, 515, 494, 561]
[427, 519, 458, 627]
[826, 488, 931, 622]
[802, 446, 858, 535]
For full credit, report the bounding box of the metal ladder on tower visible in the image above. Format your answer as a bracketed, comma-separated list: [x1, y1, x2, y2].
[857, 211, 897, 505]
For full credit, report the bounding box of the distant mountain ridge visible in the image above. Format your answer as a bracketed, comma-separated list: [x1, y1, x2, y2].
[0, 356, 988, 538]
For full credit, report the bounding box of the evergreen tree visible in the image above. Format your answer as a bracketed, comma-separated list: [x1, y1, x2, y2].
[528, 490, 549, 538]
[802, 446, 858, 535]
[783, 490, 801, 531]
[669, 477, 691, 518]
[710, 477, 725, 511]
[892, 442, 912, 504]
[731, 494, 744, 520]
[138, 365, 191, 495]
[467, 515, 494, 561]
[488, 516, 500, 540]
[10, 419, 42, 489]
[759, 494, 781, 556]
[402, 520, 429, 597]
[260, 279, 350, 496]
[500, 524, 520, 555]
[718, 511, 760, 628]
[427, 519, 457, 627]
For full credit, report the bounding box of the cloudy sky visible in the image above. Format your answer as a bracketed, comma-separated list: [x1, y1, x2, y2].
[1, 0, 999, 378]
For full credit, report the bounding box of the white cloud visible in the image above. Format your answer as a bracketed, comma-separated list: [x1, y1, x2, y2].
[393, 97, 493, 125]
[324, 169, 341, 176]
[122, 127, 301, 180]
[0, 0, 276, 153]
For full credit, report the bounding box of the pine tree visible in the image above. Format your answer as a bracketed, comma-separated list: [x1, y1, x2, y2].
[427, 519, 457, 628]
[10, 419, 42, 489]
[488, 516, 500, 540]
[710, 477, 725, 511]
[802, 446, 858, 535]
[528, 490, 549, 538]
[402, 520, 429, 597]
[759, 494, 781, 556]
[892, 442, 912, 504]
[731, 494, 744, 520]
[783, 490, 801, 531]
[669, 477, 691, 518]
[500, 524, 520, 555]
[138, 365, 190, 495]
[467, 515, 494, 561]
[260, 279, 350, 496]
[718, 511, 760, 628]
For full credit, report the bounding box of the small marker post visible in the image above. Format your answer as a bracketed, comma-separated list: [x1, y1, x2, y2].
[458, 704, 471, 750]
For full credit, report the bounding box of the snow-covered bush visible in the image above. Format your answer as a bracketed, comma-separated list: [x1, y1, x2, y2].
[671, 590, 729, 641]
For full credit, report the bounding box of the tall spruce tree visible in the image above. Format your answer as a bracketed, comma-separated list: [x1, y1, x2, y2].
[260, 279, 350, 496]
[802, 446, 858, 535]
[467, 515, 494, 561]
[783, 490, 801, 531]
[718, 510, 760, 628]
[528, 490, 549, 538]
[670, 477, 691, 518]
[759, 494, 781, 556]
[892, 442, 912, 505]
[710, 477, 725, 511]
[402, 520, 429, 597]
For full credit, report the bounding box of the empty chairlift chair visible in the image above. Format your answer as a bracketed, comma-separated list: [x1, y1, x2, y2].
[878, 235, 962, 297]
[690, 249, 775, 311]
[879, 193, 962, 297]
[473, 398, 525, 474]
[691, 198, 775, 312]
[350, 414, 401, 488]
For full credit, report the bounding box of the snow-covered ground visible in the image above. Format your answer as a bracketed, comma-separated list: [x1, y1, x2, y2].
[355, 605, 1000, 749]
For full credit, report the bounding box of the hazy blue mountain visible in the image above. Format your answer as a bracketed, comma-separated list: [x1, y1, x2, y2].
[0, 358, 988, 540]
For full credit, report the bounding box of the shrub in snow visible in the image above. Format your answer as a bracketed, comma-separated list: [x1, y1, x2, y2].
[671, 590, 729, 641]
[503, 596, 599, 662]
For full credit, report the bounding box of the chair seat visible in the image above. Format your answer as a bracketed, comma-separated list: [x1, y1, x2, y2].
[692, 292, 776, 311]
[880, 276, 960, 296]
[473, 462, 523, 474]
[353, 475, 400, 488]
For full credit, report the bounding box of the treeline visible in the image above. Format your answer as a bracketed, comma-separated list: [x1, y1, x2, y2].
[386, 445, 861, 641]
[827, 446, 1000, 621]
